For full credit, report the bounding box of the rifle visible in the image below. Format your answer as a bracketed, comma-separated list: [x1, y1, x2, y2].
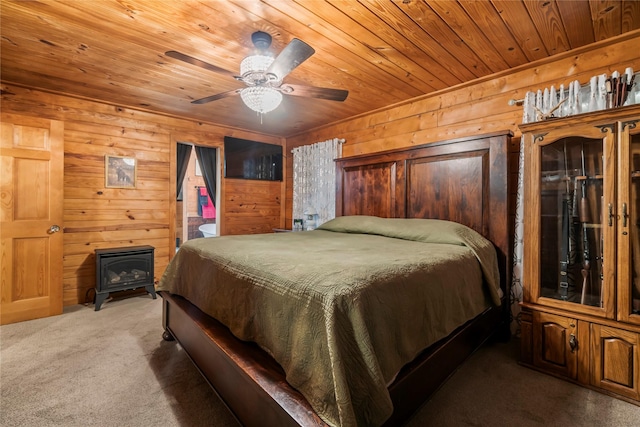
[596, 195, 604, 308]
[559, 143, 577, 301]
[559, 191, 571, 301]
[579, 144, 592, 305]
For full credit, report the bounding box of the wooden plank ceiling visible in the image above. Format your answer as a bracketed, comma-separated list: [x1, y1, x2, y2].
[1, 0, 639, 137]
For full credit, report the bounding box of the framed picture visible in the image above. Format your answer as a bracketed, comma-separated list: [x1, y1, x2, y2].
[105, 155, 136, 188]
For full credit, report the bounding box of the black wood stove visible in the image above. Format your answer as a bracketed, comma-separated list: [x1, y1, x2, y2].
[94, 245, 156, 311]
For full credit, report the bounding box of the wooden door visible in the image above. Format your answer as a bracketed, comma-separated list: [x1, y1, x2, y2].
[1, 114, 64, 324]
[617, 118, 640, 325]
[523, 122, 617, 319]
[591, 324, 640, 400]
[532, 311, 579, 379]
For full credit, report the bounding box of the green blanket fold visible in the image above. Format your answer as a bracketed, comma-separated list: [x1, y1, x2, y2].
[158, 216, 501, 427]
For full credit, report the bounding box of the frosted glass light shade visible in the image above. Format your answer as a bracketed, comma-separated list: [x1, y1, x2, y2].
[240, 86, 283, 114]
[240, 54, 274, 84]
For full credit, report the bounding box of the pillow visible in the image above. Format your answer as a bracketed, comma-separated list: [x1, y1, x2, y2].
[319, 215, 471, 246]
[318, 216, 502, 305]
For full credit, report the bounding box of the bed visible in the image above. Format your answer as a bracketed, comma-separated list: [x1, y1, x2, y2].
[159, 131, 513, 427]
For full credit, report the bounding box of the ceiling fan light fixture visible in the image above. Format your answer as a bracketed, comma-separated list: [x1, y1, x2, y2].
[169, 31, 348, 111]
[240, 54, 275, 84]
[240, 86, 283, 114]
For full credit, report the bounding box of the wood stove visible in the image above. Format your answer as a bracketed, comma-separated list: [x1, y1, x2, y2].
[95, 245, 156, 311]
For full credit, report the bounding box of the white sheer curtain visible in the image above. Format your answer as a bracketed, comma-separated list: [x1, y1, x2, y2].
[511, 139, 525, 336]
[292, 138, 343, 227]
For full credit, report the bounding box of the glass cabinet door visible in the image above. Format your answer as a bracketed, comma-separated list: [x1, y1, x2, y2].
[528, 123, 616, 318]
[539, 136, 605, 306]
[618, 119, 640, 323]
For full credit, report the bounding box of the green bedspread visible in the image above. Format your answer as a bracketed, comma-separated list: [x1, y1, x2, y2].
[157, 216, 502, 426]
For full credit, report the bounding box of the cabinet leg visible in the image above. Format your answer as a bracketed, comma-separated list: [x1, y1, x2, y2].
[145, 284, 157, 299]
[162, 330, 175, 341]
[94, 292, 109, 311]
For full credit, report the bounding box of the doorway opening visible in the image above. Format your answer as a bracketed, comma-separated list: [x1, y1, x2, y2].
[176, 143, 219, 251]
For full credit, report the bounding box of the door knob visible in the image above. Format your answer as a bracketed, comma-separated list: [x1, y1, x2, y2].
[49, 225, 61, 234]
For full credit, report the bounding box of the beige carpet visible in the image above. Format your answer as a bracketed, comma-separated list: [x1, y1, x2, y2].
[1, 295, 639, 426]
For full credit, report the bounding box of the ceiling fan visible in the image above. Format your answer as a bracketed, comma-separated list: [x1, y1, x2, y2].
[166, 31, 348, 114]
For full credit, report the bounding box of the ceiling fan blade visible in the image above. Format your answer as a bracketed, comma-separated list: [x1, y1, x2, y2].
[283, 84, 348, 102]
[192, 89, 241, 105]
[166, 50, 235, 76]
[266, 39, 315, 80]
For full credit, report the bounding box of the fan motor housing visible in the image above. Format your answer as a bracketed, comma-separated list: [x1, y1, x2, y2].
[251, 31, 272, 50]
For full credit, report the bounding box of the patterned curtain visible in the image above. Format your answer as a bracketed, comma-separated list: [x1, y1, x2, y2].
[292, 138, 343, 227]
[511, 138, 525, 336]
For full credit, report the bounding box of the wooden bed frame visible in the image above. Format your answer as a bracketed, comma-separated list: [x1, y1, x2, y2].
[160, 130, 513, 426]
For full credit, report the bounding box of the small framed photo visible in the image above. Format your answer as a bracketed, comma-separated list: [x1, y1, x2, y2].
[105, 155, 136, 188]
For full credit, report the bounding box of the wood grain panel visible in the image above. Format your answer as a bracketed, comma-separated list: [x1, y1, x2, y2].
[577, 319, 592, 384]
[556, 0, 595, 48]
[458, 0, 529, 68]
[591, 0, 623, 41]
[591, 324, 640, 400]
[266, 0, 423, 97]
[14, 158, 50, 220]
[621, 1, 640, 32]
[322, 0, 453, 89]
[337, 161, 398, 218]
[223, 179, 282, 235]
[523, 0, 571, 55]
[406, 151, 487, 234]
[382, 0, 492, 78]
[12, 238, 48, 300]
[428, 0, 509, 72]
[602, 338, 634, 387]
[490, 0, 549, 60]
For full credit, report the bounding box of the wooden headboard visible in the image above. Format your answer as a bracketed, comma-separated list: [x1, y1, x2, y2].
[335, 131, 513, 296]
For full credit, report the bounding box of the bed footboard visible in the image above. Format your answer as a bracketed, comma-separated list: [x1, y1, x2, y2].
[161, 291, 506, 427]
[161, 291, 328, 427]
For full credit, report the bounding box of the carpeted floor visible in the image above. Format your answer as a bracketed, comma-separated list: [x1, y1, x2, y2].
[1, 295, 639, 426]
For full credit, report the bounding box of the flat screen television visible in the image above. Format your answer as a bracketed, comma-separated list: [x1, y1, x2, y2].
[223, 136, 283, 181]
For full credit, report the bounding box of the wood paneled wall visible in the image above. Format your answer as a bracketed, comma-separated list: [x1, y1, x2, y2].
[285, 32, 640, 229]
[0, 85, 283, 306]
[223, 179, 283, 235]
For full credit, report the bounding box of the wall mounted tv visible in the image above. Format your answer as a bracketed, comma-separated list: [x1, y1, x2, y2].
[223, 136, 283, 181]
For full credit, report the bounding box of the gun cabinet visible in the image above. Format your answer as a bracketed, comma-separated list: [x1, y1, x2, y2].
[520, 104, 640, 405]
